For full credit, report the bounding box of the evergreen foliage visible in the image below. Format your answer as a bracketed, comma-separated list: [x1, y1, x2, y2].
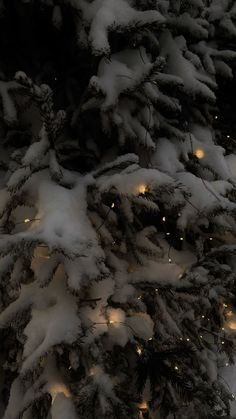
[0, 1, 236, 418]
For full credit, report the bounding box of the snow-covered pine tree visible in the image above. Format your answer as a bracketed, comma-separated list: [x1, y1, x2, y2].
[0, 1, 236, 418]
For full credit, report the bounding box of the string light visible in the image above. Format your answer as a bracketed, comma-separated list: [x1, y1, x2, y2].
[214, 115, 218, 120]
[111, 203, 115, 208]
[226, 363, 229, 367]
[155, 288, 158, 292]
[221, 341, 225, 345]
[24, 218, 31, 223]
[223, 303, 228, 308]
[166, 232, 170, 236]
[209, 237, 213, 241]
[202, 315, 205, 318]
[49, 383, 70, 403]
[194, 148, 205, 159]
[108, 320, 115, 324]
[148, 337, 153, 341]
[137, 401, 148, 411]
[186, 338, 190, 342]
[162, 216, 166, 222]
[180, 237, 184, 241]
[232, 394, 235, 399]
[137, 184, 147, 195]
[221, 327, 225, 331]
[136, 346, 142, 356]
[168, 258, 172, 263]
[200, 335, 203, 339]
[138, 296, 142, 300]
[227, 135, 230, 138]
[174, 365, 179, 370]
[89, 367, 95, 376]
[179, 337, 183, 341]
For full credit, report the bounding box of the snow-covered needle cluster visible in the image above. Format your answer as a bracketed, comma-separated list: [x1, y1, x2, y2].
[0, 1, 236, 418]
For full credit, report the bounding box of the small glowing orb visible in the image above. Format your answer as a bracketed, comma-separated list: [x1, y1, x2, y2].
[49, 383, 70, 403]
[138, 401, 148, 410]
[137, 184, 147, 195]
[194, 148, 205, 159]
[136, 346, 142, 356]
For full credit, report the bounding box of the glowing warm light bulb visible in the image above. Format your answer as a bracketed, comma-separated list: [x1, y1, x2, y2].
[111, 203, 115, 208]
[136, 346, 142, 356]
[162, 216, 166, 222]
[194, 148, 205, 159]
[226, 363, 229, 367]
[49, 383, 70, 403]
[186, 338, 190, 342]
[137, 184, 147, 195]
[209, 237, 213, 241]
[168, 258, 172, 263]
[223, 303, 228, 308]
[24, 218, 30, 223]
[200, 335, 203, 339]
[221, 341, 225, 345]
[174, 365, 179, 370]
[166, 232, 170, 236]
[138, 401, 148, 411]
[180, 237, 184, 241]
[227, 135, 230, 139]
[202, 315, 205, 318]
[108, 320, 115, 324]
[214, 115, 218, 120]
[89, 367, 95, 376]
